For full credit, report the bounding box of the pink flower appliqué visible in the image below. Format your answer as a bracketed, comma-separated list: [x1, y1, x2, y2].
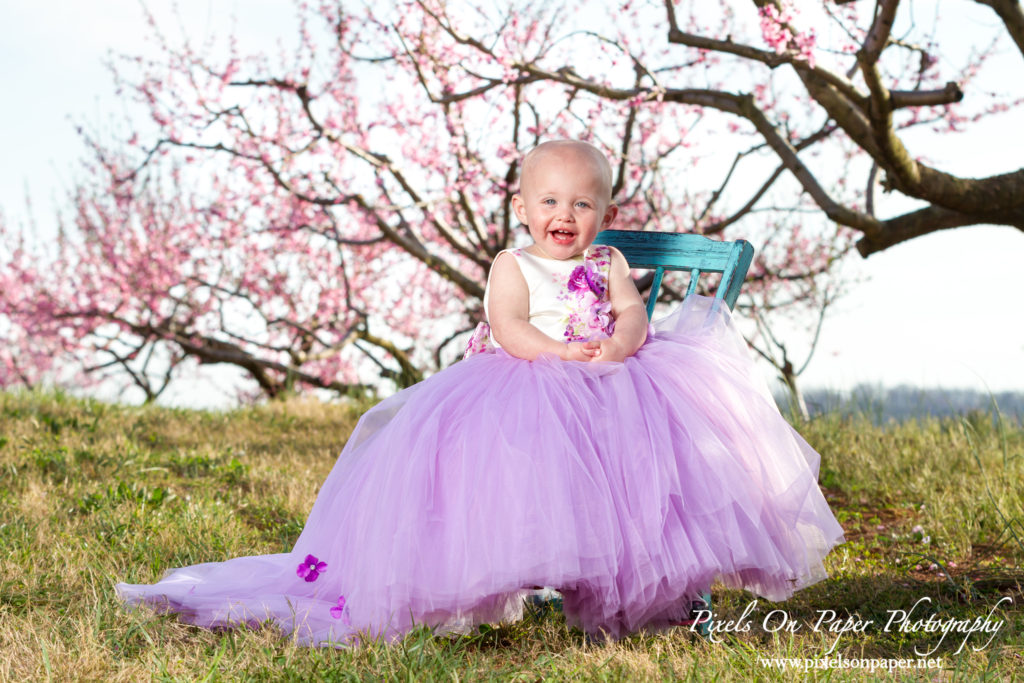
[296, 554, 327, 582]
[567, 265, 588, 293]
[567, 260, 607, 298]
[585, 261, 607, 297]
[591, 300, 614, 333]
[330, 594, 351, 624]
[560, 247, 615, 341]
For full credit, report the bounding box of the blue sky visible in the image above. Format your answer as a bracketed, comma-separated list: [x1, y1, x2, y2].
[1, 0, 1021, 406]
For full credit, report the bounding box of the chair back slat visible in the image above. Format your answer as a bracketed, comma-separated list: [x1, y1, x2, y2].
[647, 266, 666, 319]
[593, 230, 754, 317]
[685, 268, 701, 300]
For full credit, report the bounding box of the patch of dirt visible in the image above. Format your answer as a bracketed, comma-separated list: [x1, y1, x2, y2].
[822, 487, 1023, 598]
[821, 487, 918, 543]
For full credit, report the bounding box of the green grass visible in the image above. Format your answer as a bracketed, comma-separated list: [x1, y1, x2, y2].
[0, 389, 1021, 681]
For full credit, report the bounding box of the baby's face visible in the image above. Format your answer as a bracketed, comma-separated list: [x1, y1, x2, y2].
[513, 146, 617, 260]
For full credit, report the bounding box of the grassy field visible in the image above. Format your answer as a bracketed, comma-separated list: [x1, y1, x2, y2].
[0, 389, 1021, 681]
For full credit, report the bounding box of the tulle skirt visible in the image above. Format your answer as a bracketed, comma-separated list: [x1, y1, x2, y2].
[116, 296, 845, 645]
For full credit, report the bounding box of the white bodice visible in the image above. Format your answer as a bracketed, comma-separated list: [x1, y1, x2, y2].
[483, 246, 614, 347]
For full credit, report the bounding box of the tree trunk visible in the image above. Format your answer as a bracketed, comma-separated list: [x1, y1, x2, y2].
[780, 360, 810, 422]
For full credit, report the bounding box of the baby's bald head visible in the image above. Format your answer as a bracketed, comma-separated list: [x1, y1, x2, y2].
[519, 140, 613, 200]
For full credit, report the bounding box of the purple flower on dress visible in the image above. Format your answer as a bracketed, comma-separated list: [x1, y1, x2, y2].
[330, 595, 351, 624]
[297, 554, 327, 582]
[583, 260, 606, 298]
[591, 301, 614, 334]
[567, 265, 588, 293]
[555, 246, 616, 343]
[568, 262, 607, 298]
[564, 312, 586, 341]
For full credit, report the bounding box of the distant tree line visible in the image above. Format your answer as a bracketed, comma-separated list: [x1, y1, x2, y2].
[778, 385, 1024, 423]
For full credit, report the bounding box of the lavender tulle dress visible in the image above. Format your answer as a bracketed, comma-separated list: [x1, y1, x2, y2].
[116, 245, 844, 645]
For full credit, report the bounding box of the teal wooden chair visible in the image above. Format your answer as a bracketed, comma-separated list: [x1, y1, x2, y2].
[593, 229, 755, 637]
[593, 229, 755, 317]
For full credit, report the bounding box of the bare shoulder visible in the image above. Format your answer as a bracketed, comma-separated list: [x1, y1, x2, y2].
[488, 250, 527, 291]
[487, 250, 530, 323]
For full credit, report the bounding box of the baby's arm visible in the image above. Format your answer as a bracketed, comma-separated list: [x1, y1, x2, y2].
[592, 247, 648, 363]
[487, 252, 600, 362]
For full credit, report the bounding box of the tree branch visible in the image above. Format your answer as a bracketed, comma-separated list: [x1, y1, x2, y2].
[861, 0, 900, 64]
[857, 203, 1024, 256]
[975, 0, 1024, 61]
[355, 327, 424, 386]
[701, 123, 837, 235]
[666, 26, 866, 105]
[890, 83, 964, 108]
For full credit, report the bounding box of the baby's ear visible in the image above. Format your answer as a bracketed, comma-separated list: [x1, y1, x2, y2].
[511, 193, 528, 224]
[602, 202, 619, 228]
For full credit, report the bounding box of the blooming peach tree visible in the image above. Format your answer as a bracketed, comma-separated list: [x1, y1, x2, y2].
[2, 0, 1019, 402]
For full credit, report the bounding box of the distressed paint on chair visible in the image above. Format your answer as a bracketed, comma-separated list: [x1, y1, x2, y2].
[593, 229, 755, 319]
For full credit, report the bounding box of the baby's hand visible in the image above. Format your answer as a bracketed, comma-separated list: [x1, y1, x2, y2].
[563, 341, 601, 362]
[589, 337, 630, 363]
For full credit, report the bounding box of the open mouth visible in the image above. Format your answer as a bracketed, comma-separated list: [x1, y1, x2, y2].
[550, 229, 576, 244]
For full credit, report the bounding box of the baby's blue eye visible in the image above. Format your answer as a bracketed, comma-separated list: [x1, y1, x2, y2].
[576, 201, 591, 208]
[543, 198, 556, 205]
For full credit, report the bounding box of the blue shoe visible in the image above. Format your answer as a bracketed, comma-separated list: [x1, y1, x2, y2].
[668, 593, 712, 638]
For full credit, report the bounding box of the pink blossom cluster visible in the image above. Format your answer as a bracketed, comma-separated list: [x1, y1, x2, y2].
[759, 2, 816, 68]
